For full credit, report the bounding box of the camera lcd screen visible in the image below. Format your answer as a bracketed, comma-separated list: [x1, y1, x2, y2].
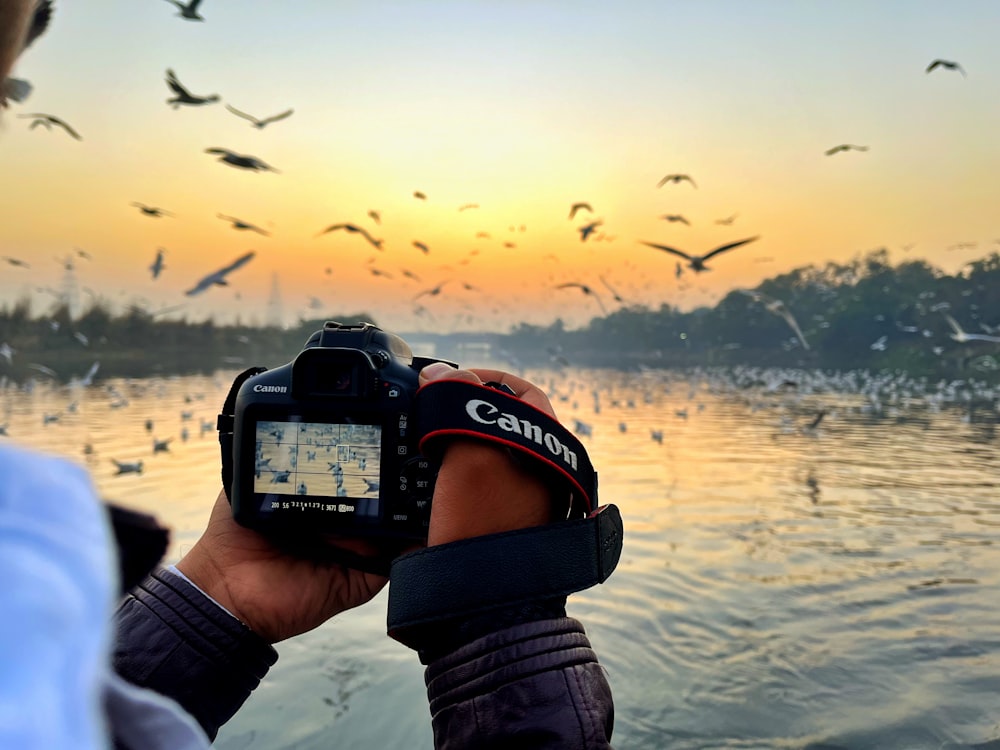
[253, 419, 382, 516]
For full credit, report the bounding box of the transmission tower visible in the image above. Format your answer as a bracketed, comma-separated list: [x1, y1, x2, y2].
[266, 272, 284, 328]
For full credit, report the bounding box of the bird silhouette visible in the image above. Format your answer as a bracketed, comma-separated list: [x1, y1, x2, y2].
[413, 191, 427, 200]
[569, 202, 593, 219]
[17, 113, 81, 140]
[738, 289, 810, 350]
[943, 313, 1000, 343]
[217, 214, 270, 235]
[3, 256, 31, 268]
[457, 203, 479, 211]
[315, 223, 382, 250]
[225, 104, 294, 129]
[660, 214, 690, 225]
[149, 249, 166, 279]
[132, 202, 173, 218]
[926, 59, 966, 77]
[642, 236, 759, 272]
[368, 210, 381, 225]
[412, 241, 430, 255]
[164, 0, 204, 21]
[165, 69, 219, 108]
[825, 144, 869, 156]
[414, 281, 449, 301]
[184, 251, 255, 296]
[555, 283, 607, 314]
[599, 275, 624, 304]
[657, 174, 697, 188]
[579, 220, 603, 242]
[715, 213, 739, 225]
[204, 148, 278, 172]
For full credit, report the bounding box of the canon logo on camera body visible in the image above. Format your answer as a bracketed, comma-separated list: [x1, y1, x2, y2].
[465, 398, 578, 471]
[253, 384, 288, 393]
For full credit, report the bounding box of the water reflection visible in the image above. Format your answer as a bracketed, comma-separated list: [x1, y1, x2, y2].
[1, 366, 998, 749]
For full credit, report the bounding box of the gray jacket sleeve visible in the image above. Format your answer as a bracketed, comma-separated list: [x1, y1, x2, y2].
[424, 617, 615, 749]
[112, 568, 278, 741]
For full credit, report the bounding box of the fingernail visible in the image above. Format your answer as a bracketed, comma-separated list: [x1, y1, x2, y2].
[420, 362, 457, 381]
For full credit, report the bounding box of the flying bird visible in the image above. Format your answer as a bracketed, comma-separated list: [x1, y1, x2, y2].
[599, 275, 625, 304]
[412, 241, 430, 255]
[579, 220, 603, 242]
[641, 236, 760, 272]
[943, 313, 1000, 344]
[112, 459, 144, 475]
[413, 191, 427, 200]
[204, 148, 278, 172]
[217, 214, 270, 235]
[165, 69, 219, 108]
[825, 144, 869, 156]
[568, 202, 593, 219]
[315, 223, 383, 250]
[660, 214, 690, 225]
[184, 251, 255, 296]
[926, 59, 966, 77]
[715, 213, 739, 226]
[738, 289, 810, 350]
[368, 210, 381, 225]
[657, 174, 697, 188]
[414, 281, 449, 301]
[555, 283, 607, 314]
[132, 202, 173, 218]
[149, 249, 166, 279]
[457, 203, 479, 211]
[17, 113, 81, 140]
[1, 0, 52, 107]
[2, 256, 30, 268]
[225, 104, 294, 129]
[164, 0, 204, 21]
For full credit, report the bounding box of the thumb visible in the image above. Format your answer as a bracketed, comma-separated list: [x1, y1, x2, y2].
[418, 362, 483, 387]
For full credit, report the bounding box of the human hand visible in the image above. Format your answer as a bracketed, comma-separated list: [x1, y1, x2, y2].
[176, 489, 389, 643]
[417, 363, 557, 546]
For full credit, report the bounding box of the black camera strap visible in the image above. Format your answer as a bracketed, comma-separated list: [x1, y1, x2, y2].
[387, 378, 620, 645]
[413, 378, 598, 516]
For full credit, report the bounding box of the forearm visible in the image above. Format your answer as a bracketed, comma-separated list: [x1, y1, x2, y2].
[425, 618, 615, 749]
[112, 568, 277, 740]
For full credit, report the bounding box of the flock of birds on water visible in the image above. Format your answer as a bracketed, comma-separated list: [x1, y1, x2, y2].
[0, 358, 995, 502]
[1, 0, 985, 336]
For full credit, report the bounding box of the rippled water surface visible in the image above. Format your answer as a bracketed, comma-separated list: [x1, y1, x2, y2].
[4, 367, 1000, 749]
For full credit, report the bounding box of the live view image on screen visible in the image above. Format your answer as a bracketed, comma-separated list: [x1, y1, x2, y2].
[254, 420, 382, 507]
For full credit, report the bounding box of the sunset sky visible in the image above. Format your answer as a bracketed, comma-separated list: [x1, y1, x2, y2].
[2, 1, 998, 333]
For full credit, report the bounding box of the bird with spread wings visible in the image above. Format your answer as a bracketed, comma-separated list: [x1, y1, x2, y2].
[825, 144, 869, 156]
[641, 236, 759, 272]
[165, 69, 219, 108]
[164, 0, 204, 21]
[315, 223, 383, 250]
[738, 289, 810, 350]
[926, 59, 966, 77]
[217, 214, 270, 235]
[18, 112, 81, 140]
[555, 283, 607, 314]
[184, 252, 255, 296]
[657, 174, 697, 188]
[225, 104, 294, 129]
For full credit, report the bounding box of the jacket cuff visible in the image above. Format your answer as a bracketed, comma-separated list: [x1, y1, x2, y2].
[112, 568, 277, 740]
[424, 617, 614, 748]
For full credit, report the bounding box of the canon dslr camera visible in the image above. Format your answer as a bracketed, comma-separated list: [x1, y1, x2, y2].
[225, 322, 452, 540]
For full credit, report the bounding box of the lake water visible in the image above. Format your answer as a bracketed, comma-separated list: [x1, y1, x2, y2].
[2, 367, 999, 749]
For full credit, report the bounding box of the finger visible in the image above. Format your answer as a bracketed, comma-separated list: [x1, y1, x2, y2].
[418, 362, 482, 387]
[466, 368, 557, 418]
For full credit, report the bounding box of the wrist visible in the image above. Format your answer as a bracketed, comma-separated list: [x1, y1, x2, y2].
[428, 440, 552, 546]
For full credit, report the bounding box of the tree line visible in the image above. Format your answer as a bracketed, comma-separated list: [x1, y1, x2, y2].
[0, 250, 998, 383]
